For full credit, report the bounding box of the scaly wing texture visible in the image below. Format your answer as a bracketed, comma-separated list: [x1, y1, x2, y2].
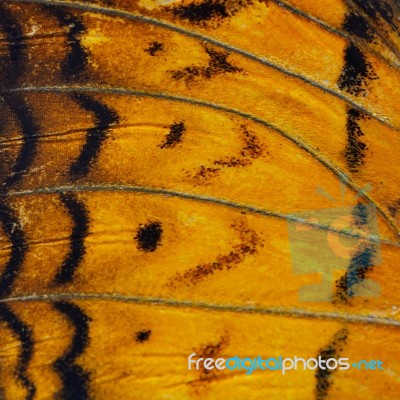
[0, 0, 400, 399]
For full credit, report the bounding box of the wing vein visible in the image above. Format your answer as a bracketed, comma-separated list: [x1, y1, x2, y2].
[10, 0, 399, 131]
[1, 293, 400, 328]
[2, 85, 398, 238]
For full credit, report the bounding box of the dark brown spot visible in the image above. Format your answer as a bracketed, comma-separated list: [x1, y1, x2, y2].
[145, 41, 164, 56]
[160, 121, 186, 149]
[135, 330, 152, 343]
[171, 0, 253, 27]
[170, 46, 242, 83]
[135, 221, 163, 252]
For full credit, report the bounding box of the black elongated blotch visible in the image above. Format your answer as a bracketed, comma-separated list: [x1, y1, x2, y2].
[338, 44, 377, 96]
[344, 107, 368, 172]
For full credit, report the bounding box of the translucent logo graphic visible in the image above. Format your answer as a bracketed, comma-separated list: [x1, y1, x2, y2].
[287, 182, 382, 302]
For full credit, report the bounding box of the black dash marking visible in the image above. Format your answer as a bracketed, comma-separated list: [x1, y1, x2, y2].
[160, 121, 186, 149]
[344, 108, 368, 172]
[315, 328, 348, 400]
[135, 221, 163, 252]
[49, 8, 88, 79]
[334, 203, 378, 302]
[53, 301, 91, 400]
[54, 194, 89, 284]
[145, 41, 164, 56]
[343, 13, 375, 41]
[171, 46, 242, 82]
[69, 93, 119, 179]
[0, 201, 27, 297]
[338, 43, 378, 96]
[135, 330, 152, 343]
[0, 304, 36, 400]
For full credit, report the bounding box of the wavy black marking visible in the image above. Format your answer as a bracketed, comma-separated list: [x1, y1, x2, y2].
[48, 7, 88, 79]
[0, 304, 35, 400]
[0, 200, 33, 398]
[68, 93, 119, 179]
[54, 194, 89, 284]
[0, 4, 26, 85]
[47, 7, 119, 178]
[315, 328, 348, 400]
[0, 5, 40, 190]
[53, 301, 91, 400]
[334, 203, 379, 302]
[0, 10, 35, 397]
[3, 95, 41, 191]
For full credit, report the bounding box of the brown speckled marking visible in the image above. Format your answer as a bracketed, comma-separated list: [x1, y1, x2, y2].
[188, 125, 263, 184]
[170, 46, 242, 83]
[170, 0, 254, 27]
[190, 335, 229, 387]
[170, 221, 263, 286]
